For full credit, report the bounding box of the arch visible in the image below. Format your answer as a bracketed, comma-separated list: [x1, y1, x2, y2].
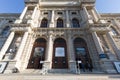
[73, 37, 92, 71]
[52, 38, 68, 69]
[56, 18, 64, 28]
[72, 18, 80, 28]
[27, 38, 47, 69]
[40, 18, 48, 28]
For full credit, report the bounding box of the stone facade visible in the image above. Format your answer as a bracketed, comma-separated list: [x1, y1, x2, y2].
[0, 0, 120, 74]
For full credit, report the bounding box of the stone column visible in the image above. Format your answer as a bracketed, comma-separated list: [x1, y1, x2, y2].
[67, 34, 77, 73]
[91, 8, 99, 22]
[107, 32, 120, 59]
[93, 7, 101, 19]
[0, 32, 15, 60]
[19, 6, 28, 20]
[83, 6, 93, 23]
[32, 7, 37, 19]
[92, 32, 104, 55]
[49, 10, 55, 28]
[15, 32, 28, 69]
[66, 10, 70, 28]
[83, 6, 89, 20]
[44, 34, 54, 69]
[112, 20, 120, 34]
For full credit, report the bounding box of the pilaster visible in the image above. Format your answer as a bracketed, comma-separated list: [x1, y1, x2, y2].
[32, 7, 37, 19]
[67, 34, 77, 73]
[92, 32, 104, 55]
[15, 32, 29, 70]
[66, 10, 70, 28]
[106, 32, 120, 59]
[19, 6, 28, 20]
[49, 10, 55, 28]
[44, 34, 54, 69]
[82, 6, 93, 23]
[0, 32, 15, 60]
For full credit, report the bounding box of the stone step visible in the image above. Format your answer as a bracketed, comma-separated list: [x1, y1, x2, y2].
[0, 74, 119, 80]
[48, 69, 71, 74]
[21, 69, 42, 74]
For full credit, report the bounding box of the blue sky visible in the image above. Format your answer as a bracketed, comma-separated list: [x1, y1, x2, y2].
[0, 0, 120, 13]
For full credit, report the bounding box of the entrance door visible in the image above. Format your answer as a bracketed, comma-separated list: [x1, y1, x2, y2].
[27, 38, 46, 69]
[74, 38, 92, 70]
[52, 38, 68, 69]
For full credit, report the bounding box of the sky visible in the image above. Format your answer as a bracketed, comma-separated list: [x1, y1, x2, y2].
[0, 0, 120, 13]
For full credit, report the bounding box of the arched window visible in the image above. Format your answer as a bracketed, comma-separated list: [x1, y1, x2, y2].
[111, 27, 118, 35]
[57, 18, 64, 28]
[72, 18, 80, 28]
[40, 18, 48, 28]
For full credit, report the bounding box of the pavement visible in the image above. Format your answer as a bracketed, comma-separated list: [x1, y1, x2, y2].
[0, 73, 120, 80]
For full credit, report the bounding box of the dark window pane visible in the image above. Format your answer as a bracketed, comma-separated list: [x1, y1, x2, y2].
[40, 19, 48, 28]
[72, 18, 80, 28]
[57, 18, 64, 28]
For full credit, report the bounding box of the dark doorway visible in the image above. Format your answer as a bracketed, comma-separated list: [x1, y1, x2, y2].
[52, 38, 68, 69]
[74, 38, 92, 70]
[27, 38, 46, 69]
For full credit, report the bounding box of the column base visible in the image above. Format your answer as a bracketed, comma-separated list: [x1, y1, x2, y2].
[43, 61, 51, 70]
[69, 60, 77, 73]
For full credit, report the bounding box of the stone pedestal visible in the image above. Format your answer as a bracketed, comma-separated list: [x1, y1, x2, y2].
[4, 53, 15, 60]
[69, 61, 77, 73]
[4, 61, 16, 74]
[43, 61, 51, 70]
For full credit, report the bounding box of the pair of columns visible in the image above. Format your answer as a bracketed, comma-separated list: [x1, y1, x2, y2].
[19, 6, 37, 23]
[0, 31, 29, 62]
[82, 6, 100, 23]
[49, 10, 70, 28]
[92, 31, 120, 59]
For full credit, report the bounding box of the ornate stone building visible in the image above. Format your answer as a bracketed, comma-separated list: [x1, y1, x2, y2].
[0, 0, 120, 74]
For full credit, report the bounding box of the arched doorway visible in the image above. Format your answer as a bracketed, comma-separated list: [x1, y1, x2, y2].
[74, 38, 92, 71]
[27, 38, 46, 69]
[52, 38, 68, 69]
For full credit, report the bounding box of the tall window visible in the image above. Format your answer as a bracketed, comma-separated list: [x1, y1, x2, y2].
[40, 18, 48, 28]
[72, 18, 80, 28]
[1, 26, 10, 36]
[57, 18, 64, 28]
